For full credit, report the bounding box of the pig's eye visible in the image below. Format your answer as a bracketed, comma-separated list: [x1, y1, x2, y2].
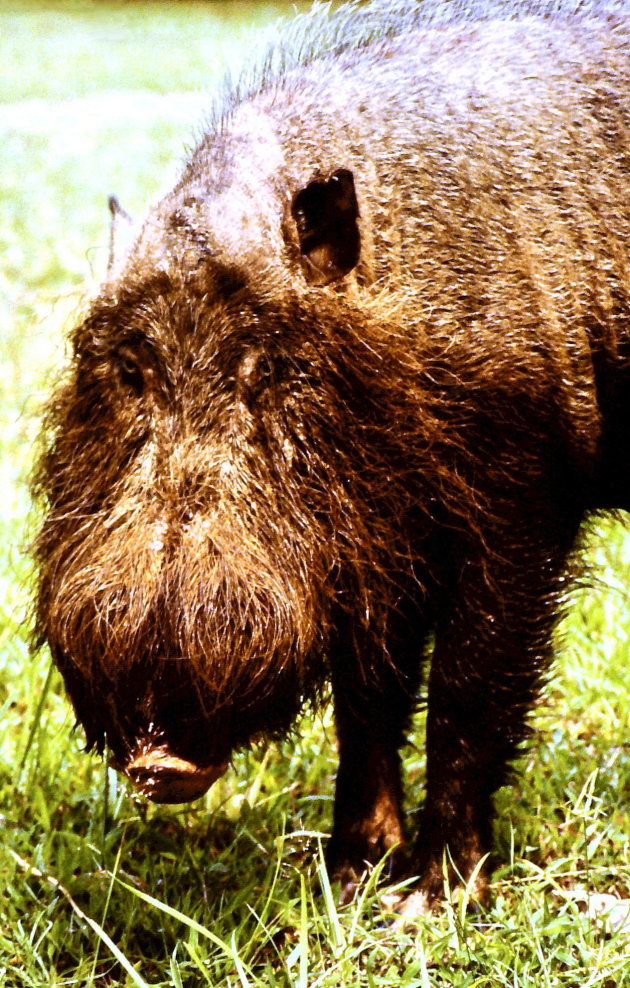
[115, 350, 144, 396]
[237, 348, 273, 403]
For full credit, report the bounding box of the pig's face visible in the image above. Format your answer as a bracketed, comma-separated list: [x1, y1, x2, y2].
[34, 267, 342, 801]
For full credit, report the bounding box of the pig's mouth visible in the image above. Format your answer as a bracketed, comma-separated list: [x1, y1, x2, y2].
[118, 748, 228, 804]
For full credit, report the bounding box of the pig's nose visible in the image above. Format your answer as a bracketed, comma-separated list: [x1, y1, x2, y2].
[123, 749, 227, 804]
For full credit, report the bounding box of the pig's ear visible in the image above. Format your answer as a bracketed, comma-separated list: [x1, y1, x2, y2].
[291, 168, 360, 286]
[107, 195, 136, 278]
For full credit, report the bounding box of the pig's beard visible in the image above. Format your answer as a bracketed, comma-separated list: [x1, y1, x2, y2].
[35, 485, 333, 754]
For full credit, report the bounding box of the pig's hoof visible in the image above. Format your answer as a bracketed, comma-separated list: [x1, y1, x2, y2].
[381, 887, 433, 924]
[326, 839, 407, 906]
[325, 858, 366, 905]
[324, 839, 365, 904]
[382, 872, 489, 925]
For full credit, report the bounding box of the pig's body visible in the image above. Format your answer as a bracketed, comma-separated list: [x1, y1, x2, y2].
[34, 0, 630, 910]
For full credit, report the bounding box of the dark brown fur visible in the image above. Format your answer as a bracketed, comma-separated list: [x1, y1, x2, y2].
[33, 0, 630, 907]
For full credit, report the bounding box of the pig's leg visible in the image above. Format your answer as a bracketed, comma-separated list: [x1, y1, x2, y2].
[403, 520, 579, 913]
[326, 604, 426, 902]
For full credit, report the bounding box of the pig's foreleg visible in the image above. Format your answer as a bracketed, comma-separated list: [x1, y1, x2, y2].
[326, 607, 426, 902]
[405, 520, 578, 913]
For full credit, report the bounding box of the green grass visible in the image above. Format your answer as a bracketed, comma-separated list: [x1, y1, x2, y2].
[1, 2, 629, 985]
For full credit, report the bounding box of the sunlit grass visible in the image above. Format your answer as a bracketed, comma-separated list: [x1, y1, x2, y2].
[1, 2, 629, 985]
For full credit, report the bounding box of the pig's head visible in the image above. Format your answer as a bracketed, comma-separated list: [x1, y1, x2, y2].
[32, 168, 437, 803]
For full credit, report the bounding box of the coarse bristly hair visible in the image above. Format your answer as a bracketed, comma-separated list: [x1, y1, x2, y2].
[29, 0, 630, 907]
[212, 0, 628, 125]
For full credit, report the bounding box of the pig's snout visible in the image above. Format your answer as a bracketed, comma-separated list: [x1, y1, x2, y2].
[122, 749, 228, 804]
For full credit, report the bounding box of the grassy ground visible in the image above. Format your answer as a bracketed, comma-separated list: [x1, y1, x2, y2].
[1, 2, 629, 985]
